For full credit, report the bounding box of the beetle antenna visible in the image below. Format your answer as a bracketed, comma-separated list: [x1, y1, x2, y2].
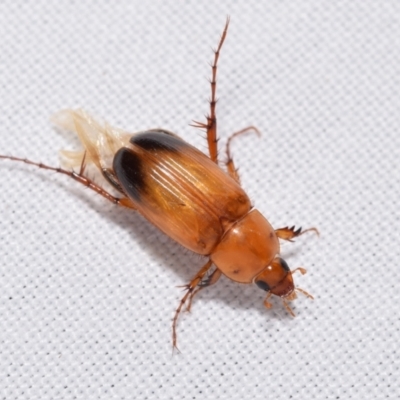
[295, 287, 314, 300]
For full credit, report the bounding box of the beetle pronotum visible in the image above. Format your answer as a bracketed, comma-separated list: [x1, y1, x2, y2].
[1, 18, 318, 348]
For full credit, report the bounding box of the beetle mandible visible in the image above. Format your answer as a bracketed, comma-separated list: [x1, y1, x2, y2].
[0, 18, 318, 348]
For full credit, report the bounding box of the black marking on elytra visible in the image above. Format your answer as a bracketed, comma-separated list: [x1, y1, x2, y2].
[130, 130, 187, 152]
[113, 148, 145, 202]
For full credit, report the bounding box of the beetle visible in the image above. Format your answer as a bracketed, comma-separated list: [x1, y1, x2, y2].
[0, 18, 318, 348]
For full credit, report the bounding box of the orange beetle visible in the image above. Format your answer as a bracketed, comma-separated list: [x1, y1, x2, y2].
[0, 18, 318, 348]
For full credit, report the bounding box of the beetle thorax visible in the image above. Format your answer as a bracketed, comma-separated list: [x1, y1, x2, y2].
[210, 209, 280, 283]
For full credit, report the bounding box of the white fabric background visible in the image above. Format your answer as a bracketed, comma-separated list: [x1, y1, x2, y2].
[0, 1, 399, 399]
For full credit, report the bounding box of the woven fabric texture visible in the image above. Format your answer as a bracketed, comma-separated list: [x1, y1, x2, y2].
[0, 2, 399, 399]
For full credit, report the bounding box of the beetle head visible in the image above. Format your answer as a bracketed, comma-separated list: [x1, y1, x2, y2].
[254, 257, 314, 316]
[254, 257, 295, 297]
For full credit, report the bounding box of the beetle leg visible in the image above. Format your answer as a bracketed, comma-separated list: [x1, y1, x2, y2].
[172, 259, 213, 349]
[102, 167, 127, 195]
[185, 267, 222, 312]
[79, 150, 87, 176]
[191, 18, 230, 164]
[291, 267, 307, 275]
[0, 154, 136, 210]
[225, 126, 261, 183]
[275, 226, 319, 242]
[263, 292, 273, 309]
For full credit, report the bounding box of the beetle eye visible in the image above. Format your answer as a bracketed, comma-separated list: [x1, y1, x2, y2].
[255, 280, 271, 292]
[279, 257, 290, 272]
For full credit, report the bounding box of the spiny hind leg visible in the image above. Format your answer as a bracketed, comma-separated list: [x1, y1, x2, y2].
[225, 126, 261, 183]
[275, 226, 319, 242]
[0, 154, 136, 210]
[185, 267, 222, 312]
[192, 18, 230, 164]
[274, 226, 319, 284]
[172, 259, 214, 349]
